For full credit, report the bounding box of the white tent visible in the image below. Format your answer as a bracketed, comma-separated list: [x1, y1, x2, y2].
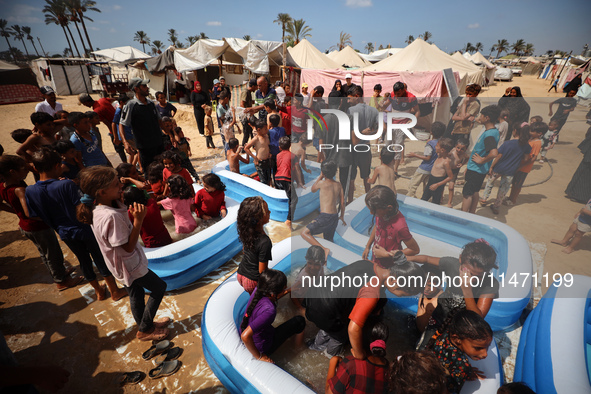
[30, 58, 92, 95]
[470, 52, 496, 69]
[287, 39, 343, 70]
[328, 46, 371, 69]
[92, 46, 150, 63]
[224, 38, 291, 74]
[362, 39, 484, 91]
[359, 48, 402, 63]
[463, 52, 472, 60]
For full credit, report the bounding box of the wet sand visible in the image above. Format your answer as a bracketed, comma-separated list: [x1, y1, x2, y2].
[0, 74, 590, 392]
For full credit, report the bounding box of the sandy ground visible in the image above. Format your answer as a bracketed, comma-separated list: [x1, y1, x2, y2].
[0, 74, 590, 392]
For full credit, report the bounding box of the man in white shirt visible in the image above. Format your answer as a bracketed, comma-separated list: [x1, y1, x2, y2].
[301, 83, 311, 107]
[35, 86, 63, 116]
[275, 80, 286, 103]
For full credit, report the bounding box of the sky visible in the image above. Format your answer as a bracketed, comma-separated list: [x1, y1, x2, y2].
[1, 0, 590, 58]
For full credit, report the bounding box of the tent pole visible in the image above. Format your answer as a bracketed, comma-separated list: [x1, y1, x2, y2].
[556, 51, 572, 80]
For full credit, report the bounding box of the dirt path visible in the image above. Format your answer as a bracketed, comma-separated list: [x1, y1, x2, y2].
[0, 75, 589, 392]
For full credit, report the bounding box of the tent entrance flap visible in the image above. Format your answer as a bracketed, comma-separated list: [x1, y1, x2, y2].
[443, 68, 459, 104]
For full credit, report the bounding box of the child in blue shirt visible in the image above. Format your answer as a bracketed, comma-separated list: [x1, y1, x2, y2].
[406, 121, 445, 198]
[268, 114, 286, 182]
[461, 105, 500, 213]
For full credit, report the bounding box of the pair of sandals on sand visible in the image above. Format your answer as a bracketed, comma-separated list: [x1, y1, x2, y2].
[120, 339, 183, 385]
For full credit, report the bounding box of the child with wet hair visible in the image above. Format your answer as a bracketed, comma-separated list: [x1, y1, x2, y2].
[158, 174, 197, 234]
[326, 318, 390, 394]
[302, 161, 345, 259]
[390, 351, 448, 394]
[161, 150, 195, 197]
[194, 173, 226, 220]
[408, 239, 499, 350]
[427, 309, 494, 394]
[123, 185, 172, 248]
[117, 162, 147, 190]
[236, 196, 272, 294]
[146, 161, 165, 199]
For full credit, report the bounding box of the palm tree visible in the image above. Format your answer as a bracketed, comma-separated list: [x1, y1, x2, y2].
[63, 47, 72, 57]
[378, 44, 384, 50]
[0, 19, 16, 62]
[65, 0, 100, 58]
[10, 25, 30, 58]
[286, 18, 312, 45]
[44, 0, 79, 58]
[405, 35, 414, 45]
[489, 44, 496, 57]
[365, 42, 374, 54]
[337, 31, 352, 50]
[524, 43, 534, 56]
[168, 29, 178, 46]
[199, 32, 208, 40]
[134, 31, 150, 52]
[186, 36, 198, 46]
[545, 50, 554, 57]
[420, 31, 432, 42]
[474, 42, 483, 53]
[22, 26, 39, 57]
[495, 39, 509, 58]
[65, 6, 89, 57]
[274, 13, 292, 68]
[464, 42, 475, 53]
[511, 39, 525, 56]
[243, 34, 251, 41]
[151, 40, 164, 54]
[176, 42, 185, 49]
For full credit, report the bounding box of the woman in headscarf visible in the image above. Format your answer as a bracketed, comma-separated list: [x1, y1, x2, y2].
[331, 79, 347, 110]
[563, 73, 582, 97]
[190, 81, 211, 136]
[498, 86, 530, 133]
[565, 110, 591, 203]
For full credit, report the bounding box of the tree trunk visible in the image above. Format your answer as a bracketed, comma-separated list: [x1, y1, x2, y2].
[4, 37, 16, 62]
[78, 13, 96, 59]
[20, 38, 30, 58]
[65, 24, 81, 57]
[29, 38, 40, 57]
[61, 25, 74, 57]
[37, 37, 48, 57]
[73, 21, 88, 57]
[142, 42, 146, 52]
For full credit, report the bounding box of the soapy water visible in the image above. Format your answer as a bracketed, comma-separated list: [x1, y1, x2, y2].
[266, 269, 419, 393]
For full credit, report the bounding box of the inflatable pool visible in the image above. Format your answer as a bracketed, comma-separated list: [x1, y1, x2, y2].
[334, 194, 532, 331]
[202, 236, 502, 393]
[211, 159, 321, 222]
[143, 184, 242, 291]
[514, 275, 591, 394]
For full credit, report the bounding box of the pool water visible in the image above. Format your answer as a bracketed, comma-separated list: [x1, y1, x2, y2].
[160, 209, 222, 243]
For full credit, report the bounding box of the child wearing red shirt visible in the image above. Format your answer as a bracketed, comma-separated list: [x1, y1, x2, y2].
[275, 136, 297, 228]
[123, 186, 172, 248]
[194, 173, 227, 220]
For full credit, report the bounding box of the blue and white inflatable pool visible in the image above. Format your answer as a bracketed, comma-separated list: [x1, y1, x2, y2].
[211, 159, 321, 222]
[334, 194, 532, 331]
[514, 275, 591, 394]
[202, 236, 503, 393]
[143, 184, 242, 291]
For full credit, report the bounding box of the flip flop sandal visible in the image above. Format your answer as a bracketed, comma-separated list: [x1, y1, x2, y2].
[142, 340, 172, 360]
[149, 360, 181, 379]
[154, 347, 183, 365]
[119, 371, 145, 386]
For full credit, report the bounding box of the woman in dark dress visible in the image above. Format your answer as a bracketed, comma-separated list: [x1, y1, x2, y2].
[498, 86, 530, 133]
[563, 74, 582, 97]
[190, 81, 211, 136]
[565, 111, 591, 203]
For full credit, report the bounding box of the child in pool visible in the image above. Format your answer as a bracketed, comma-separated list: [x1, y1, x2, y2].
[290, 245, 326, 308]
[390, 350, 448, 394]
[408, 239, 499, 350]
[362, 185, 420, 263]
[146, 161, 165, 200]
[236, 196, 272, 294]
[239, 269, 305, 364]
[123, 186, 172, 248]
[427, 309, 493, 394]
[326, 319, 390, 394]
[77, 166, 170, 341]
[161, 150, 195, 197]
[172, 126, 199, 182]
[226, 138, 249, 174]
[117, 162, 147, 190]
[194, 173, 227, 221]
[158, 175, 197, 234]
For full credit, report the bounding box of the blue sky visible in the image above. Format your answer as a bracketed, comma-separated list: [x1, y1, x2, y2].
[1, 0, 590, 57]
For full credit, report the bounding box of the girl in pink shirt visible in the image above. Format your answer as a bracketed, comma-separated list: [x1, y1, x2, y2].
[158, 174, 197, 234]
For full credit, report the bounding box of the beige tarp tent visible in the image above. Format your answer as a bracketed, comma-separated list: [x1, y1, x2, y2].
[287, 39, 343, 70]
[362, 39, 484, 91]
[328, 46, 371, 69]
[469, 52, 496, 84]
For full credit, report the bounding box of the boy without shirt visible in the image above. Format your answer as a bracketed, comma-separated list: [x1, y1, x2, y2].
[368, 150, 397, 194]
[291, 134, 311, 188]
[302, 161, 346, 259]
[244, 119, 271, 185]
[16, 112, 58, 164]
[227, 137, 249, 174]
[422, 138, 454, 205]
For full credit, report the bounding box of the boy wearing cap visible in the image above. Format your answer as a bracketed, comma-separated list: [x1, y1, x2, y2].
[120, 78, 165, 171]
[211, 79, 221, 102]
[35, 86, 63, 117]
[343, 73, 358, 96]
[302, 83, 311, 107]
